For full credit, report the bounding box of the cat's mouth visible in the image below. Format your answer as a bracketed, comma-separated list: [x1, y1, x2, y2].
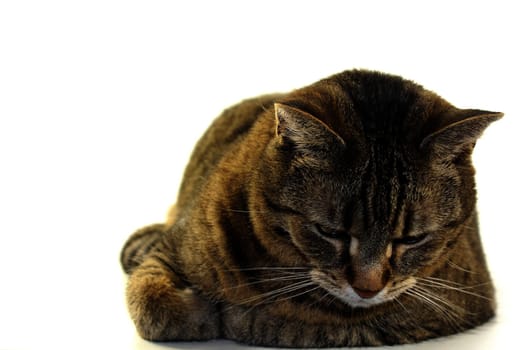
[310, 270, 416, 308]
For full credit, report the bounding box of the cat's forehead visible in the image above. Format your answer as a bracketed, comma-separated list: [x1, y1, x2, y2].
[298, 152, 430, 224]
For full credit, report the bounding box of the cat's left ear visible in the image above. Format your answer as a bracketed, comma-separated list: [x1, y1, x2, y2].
[420, 109, 503, 159]
[274, 103, 345, 166]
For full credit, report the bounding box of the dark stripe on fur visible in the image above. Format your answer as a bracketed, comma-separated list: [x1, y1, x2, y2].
[120, 223, 165, 274]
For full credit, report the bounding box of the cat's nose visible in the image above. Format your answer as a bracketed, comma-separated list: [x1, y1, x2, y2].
[346, 263, 390, 299]
[352, 286, 381, 299]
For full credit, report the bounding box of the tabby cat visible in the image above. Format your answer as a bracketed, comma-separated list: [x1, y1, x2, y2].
[120, 70, 502, 347]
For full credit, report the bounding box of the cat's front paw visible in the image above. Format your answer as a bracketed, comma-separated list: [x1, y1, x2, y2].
[126, 264, 220, 341]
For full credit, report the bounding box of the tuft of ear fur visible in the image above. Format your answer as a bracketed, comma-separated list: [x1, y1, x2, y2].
[420, 109, 503, 160]
[274, 103, 345, 167]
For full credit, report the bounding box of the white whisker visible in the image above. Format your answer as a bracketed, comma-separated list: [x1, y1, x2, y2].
[220, 207, 269, 214]
[227, 266, 311, 272]
[422, 276, 466, 287]
[406, 284, 467, 330]
[221, 274, 311, 292]
[225, 279, 316, 317]
[447, 260, 478, 274]
[229, 280, 314, 307]
[413, 286, 464, 313]
[272, 285, 321, 304]
[416, 278, 492, 301]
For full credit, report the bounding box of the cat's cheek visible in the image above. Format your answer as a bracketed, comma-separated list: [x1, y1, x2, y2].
[391, 246, 434, 276]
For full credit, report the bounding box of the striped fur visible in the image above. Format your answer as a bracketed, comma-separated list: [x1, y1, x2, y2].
[120, 70, 501, 347]
[120, 224, 165, 274]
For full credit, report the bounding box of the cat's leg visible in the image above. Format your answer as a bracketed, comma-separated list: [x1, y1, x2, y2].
[126, 252, 221, 341]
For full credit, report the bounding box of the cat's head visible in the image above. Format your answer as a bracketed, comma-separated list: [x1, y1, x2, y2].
[254, 70, 502, 308]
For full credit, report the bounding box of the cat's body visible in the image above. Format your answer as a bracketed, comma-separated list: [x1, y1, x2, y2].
[121, 70, 501, 347]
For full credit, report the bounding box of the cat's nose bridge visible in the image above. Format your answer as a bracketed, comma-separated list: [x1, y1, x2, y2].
[354, 238, 392, 267]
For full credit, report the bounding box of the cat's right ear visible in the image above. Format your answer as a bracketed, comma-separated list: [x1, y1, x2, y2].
[274, 103, 345, 166]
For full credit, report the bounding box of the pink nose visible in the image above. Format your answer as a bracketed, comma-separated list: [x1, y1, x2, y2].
[352, 286, 381, 299]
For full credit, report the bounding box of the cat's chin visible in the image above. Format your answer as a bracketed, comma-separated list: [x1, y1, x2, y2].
[324, 285, 391, 309]
[310, 270, 416, 309]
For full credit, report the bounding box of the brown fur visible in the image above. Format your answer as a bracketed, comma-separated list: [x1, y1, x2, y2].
[120, 70, 502, 347]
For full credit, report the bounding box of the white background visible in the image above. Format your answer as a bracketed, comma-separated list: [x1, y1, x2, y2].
[0, 1, 522, 349]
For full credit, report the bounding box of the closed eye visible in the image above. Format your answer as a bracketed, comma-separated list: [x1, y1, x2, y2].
[394, 233, 428, 246]
[314, 224, 347, 240]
